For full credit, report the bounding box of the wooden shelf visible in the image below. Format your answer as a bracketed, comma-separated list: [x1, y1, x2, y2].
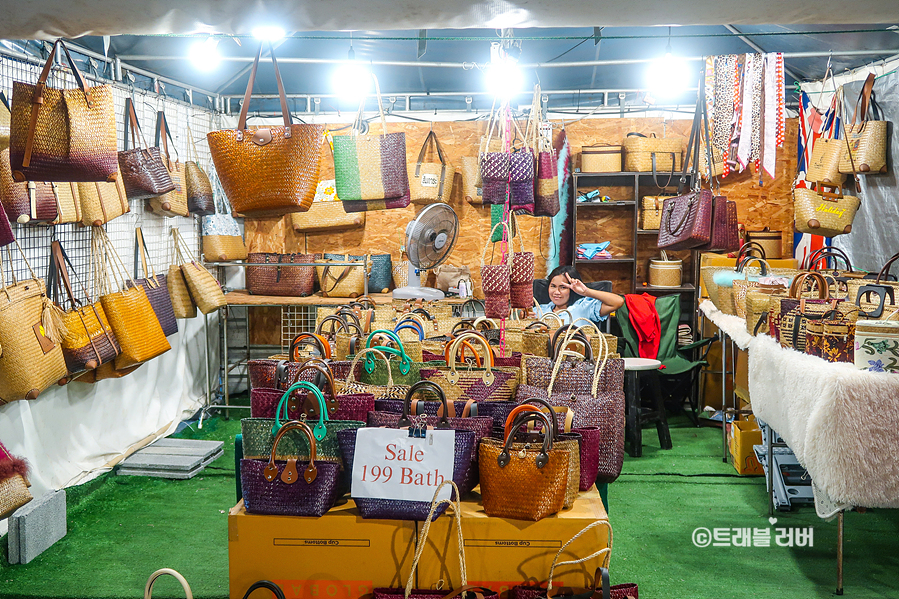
[576, 258, 635, 264]
[575, 201, 636, 207]
[639, 284, 696, 294]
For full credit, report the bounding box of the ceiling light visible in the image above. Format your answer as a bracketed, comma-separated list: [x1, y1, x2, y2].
[645, 30, 692, 98]
[486, 60, 523, 99]
[332, 63, 371, 103]
[252, 26, 286, 42]
[189, 38, 221, 71]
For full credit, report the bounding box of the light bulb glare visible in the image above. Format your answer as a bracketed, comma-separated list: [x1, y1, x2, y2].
[646, 53, 691, 98]
[189, 38, 221, 72]
[332, 64, 371, 103]
[486, 61, 523, 99]
[252, 26, 286, 42]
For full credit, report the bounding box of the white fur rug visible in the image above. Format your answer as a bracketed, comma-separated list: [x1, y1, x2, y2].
[702, 299, 899, 508]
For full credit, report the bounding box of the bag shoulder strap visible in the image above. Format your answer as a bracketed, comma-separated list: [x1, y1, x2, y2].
[237, 42, 291, 131]
[123, 97, 147, 151]
[154, 111, 179, 167]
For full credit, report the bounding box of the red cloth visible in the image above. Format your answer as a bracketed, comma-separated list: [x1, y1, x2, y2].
[625, 293, 661, 359]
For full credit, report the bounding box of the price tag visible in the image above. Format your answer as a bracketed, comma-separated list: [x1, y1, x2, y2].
[351, 428, 455, 502]
[420, 173, 439, 188]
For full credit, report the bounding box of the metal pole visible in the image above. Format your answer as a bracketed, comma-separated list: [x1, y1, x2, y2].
[721, 329, 728, 462]
[723, 24, 803, 82]
[837, 511, 844, 595]
[223, 304, 230, 418]
[767, 422, 775, 516]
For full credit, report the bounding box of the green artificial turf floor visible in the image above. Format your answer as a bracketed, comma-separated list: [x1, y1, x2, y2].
[2, 413, 898, 598]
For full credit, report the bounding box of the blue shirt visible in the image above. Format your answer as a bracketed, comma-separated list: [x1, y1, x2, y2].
[539, 297, 608, 325]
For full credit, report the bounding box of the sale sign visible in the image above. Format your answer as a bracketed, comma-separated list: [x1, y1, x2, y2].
[351, 428, 456, 503]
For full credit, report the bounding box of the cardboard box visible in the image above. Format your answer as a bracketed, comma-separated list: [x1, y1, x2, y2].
[228, 499, 418, 599]
[729, 420, 764, 475]
[415, 488, 610, 595]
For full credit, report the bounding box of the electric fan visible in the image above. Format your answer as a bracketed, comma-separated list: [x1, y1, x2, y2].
[392, 203, 459, 301]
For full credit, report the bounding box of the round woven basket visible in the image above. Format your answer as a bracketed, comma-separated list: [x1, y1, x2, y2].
[747, 229, 783, 259]
[649, 251, 682, 287]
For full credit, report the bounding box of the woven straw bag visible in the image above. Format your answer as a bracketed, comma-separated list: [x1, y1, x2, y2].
[460, 156, 482, 204]
[0, 441, 32, 519]
[0, 148, 59, 223]
[509, 217, 535, 309]
[640, 196, 670, 230]
[333, 77, 410, 210]
[419, 333, 521, 403]
[77, 171, 129, 226]
[316, 258, 368, 298]
[247, 252, 315, 297]
[51, 182, 81, 225]
[481, 221, 513, 319]
[146, 111, 189, 217]
[0, 91, 9, 152]
[167, 262, 196, 319]
[0, 241, 68, 402]
[47, 240, 120, 375]
[333, 348, 410, 400]
[733, 278, 787, 319]
[648, 250, 682, 288]
[201, 193, 247, 262]
[92, 227, 171, 370]
[839, 74, 888, 174]
[794, 183, 860, 237]
[118, 99, 175, 201]
[746, 289, 777, 335]
[581, 144, 622, 172]
[207, 43, 323, 217]
[134, 228, 178, 337]
[623, 133, 683, 172]
[409, 131, 455, 204]
[9, 40, 118, 183]
[292, 179, 365, 233]
[183, 124, 215, 216]
[172, 228, 226, 314]
[807, 138, 846, 185]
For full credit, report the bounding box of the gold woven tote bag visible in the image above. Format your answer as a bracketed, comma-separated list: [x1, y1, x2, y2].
[839, 74, 888, 175]
[92, 228, 170, 370]
[315, 258, 369, 298]
[78, 170, 129, 227]
[207, 43, 323, 217]
[793, 183, 860, 237]
[409, 131, 455, 205]
[807, 138, 846, 185]
[172, 228, 225, 314]
[0, 241, 68, 403]
[291, 179, 365, 233]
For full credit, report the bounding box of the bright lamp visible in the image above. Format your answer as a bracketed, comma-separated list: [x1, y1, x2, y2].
[189, 38, 221, 71]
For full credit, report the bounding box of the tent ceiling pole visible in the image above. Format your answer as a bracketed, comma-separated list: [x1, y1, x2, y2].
[723, 24, 803, 81]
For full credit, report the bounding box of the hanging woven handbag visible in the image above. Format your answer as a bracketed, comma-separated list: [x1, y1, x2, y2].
[409, 130, 455, 205]
[480, 410, 569, 521]
[201, 193, 248, 262]
[695, 195, 740, 252]
[47, 240, 120, 375]
[183, 122, 215, 216]
[357, 331, 422, 386]
[839, 73, 888, 174]
[117, 98, 175, 201]
[807, 138, 846, 185]
[77, 170, 129, 227]
[334, 77, 411, 212]
[240, 419, 342, 516]
[9, 40, 118, 183]
[247, 252, 315, 297]
[0, 148, 58, 223]
[292, 179, 366, 232]
[133, 227, 178, 337]
[208, 43, 324, 217]
[481, 221, 512, 319]
[509, 218, 535, 309]
[146, 110, 189, 217]
[793, 182, 860, 237]
[92, 227, 171, 370]
[0, 240, 68, 402]
[172, 228, 226, 314]
[334, 347, 411, 400]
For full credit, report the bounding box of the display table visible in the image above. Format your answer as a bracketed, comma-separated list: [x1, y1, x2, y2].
[224, 290, 469, 306]
[700, 300, 899, 511]
[229, 488, 610, 599]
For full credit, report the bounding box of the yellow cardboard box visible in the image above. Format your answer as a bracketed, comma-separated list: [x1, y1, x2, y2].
[729, 420, 764, 475]
[228, 499, 418, 599]
[414, 488, 611, 595]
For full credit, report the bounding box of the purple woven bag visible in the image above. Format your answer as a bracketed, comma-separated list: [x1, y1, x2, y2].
[0, 210, 13, 247]
[240, 421, 341, 516]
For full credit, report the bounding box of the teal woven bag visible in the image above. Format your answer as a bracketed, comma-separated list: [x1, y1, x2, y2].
[240, 382, 364, 461]
[356, 330, 422, 386]
[325, 253, 393, 293]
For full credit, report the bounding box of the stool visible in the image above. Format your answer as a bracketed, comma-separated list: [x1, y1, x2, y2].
[623, 358, 672, 457]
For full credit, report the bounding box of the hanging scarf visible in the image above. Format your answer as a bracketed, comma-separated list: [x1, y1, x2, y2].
[713, 55, 737, 168]
[762, 53, 782, 179]
[737, 54, 759, 170]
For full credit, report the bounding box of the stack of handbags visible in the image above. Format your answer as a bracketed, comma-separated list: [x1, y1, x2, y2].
[208, 43, 323, 217]
[333, 75, 410, 212]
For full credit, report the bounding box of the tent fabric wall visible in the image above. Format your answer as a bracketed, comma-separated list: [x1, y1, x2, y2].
[833, 69, 899, 273]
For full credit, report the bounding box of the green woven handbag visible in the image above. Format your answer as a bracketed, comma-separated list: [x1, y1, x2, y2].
[240, 381, 364, 461]
[357, 329, 422, 386]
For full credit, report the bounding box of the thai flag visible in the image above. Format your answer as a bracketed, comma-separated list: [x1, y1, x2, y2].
[794, 91, 841, 268]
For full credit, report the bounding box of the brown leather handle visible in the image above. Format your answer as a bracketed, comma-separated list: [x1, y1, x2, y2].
[789, 272, 829, 300]
[877, 252, 899, 285]
[264, 421, 318, 485]
[850, 73, 877, 126]
[289, 332, 328, 362]
[238, 42, 291, 131]
[316, 314, 350, 337]
[737, 241, 767, 261]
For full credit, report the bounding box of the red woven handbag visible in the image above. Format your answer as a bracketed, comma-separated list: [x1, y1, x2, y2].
[481, 221, 512, 319]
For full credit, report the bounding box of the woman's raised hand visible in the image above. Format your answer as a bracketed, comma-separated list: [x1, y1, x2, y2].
[563, 273, 589, 295]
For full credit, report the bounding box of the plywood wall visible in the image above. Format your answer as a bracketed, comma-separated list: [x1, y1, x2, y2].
[244, 117, 798, 343]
